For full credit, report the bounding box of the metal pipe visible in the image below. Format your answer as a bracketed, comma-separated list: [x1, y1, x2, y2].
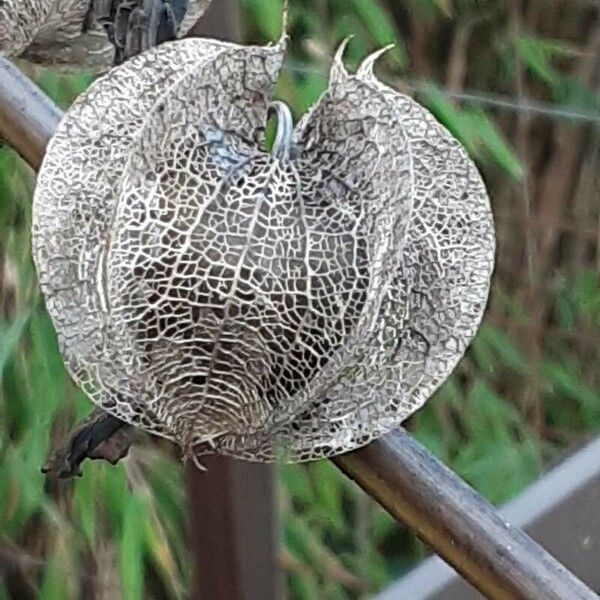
[0, 58, 61, 170]
[333, 429, 598, 600]
[1, 54, 597, 600]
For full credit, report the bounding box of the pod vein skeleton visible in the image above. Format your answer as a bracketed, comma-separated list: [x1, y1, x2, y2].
[32, 33, 495, 466]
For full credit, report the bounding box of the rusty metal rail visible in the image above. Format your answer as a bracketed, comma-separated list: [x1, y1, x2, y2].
[1, 54, 597, 600]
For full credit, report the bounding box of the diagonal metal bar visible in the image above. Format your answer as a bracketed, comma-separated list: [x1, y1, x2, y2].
[0, 54, 597, 600]
[374, 434, 600, 599]
[333, 430, 598, 600]
[0, 59, 61, 169]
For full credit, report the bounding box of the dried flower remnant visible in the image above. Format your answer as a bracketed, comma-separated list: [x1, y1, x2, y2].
[0, 0, 211, 70]
[33, 34, 494, 471]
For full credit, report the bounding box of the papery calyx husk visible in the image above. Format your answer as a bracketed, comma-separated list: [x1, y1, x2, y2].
[33, 34, 495, 463]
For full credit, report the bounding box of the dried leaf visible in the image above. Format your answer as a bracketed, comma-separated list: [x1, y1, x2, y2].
[42, 407, 133, 478]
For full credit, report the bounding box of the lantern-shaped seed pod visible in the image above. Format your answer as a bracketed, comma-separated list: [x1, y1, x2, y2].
[33, 34, 495, 468]
[0, 0, 211, 70]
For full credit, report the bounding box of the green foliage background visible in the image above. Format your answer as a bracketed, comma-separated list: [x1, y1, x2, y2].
[1, 1, 599, 598]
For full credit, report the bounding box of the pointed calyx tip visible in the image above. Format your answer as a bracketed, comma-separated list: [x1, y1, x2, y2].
[358, 45, 395, 78]
[331, 37, 354, 80]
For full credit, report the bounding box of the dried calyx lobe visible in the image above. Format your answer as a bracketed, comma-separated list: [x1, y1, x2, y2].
[33, 37, 494, 471]
[101, 39, 375, 456]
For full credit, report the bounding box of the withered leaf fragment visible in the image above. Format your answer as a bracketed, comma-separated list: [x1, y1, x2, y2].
[42, 408, 132, 478]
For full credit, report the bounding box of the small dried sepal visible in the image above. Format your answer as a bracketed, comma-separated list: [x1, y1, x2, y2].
[42, 409, 132, 479]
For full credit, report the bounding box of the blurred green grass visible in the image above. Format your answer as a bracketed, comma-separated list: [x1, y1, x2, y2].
[2, 1, 600, 598]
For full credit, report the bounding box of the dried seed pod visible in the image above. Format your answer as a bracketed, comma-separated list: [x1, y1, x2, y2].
[33, 36, 495, 464]
[0, 0, 211, 70]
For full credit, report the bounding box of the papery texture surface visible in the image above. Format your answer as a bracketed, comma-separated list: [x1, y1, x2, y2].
[33, 38, 495, 462]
